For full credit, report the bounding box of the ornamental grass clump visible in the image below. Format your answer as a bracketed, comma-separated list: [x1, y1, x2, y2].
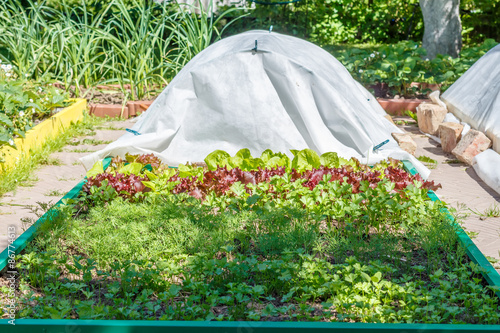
[0, 0, 247, 100]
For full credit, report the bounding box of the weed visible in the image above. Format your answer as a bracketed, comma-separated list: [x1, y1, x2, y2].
[39, 156, 63, 166]
[465, 230, 479, 238]
[469, 203, 500, 220]
[96, 126, 127, 131]
[404, 110, 418, 125]
[483, 204, 500, 218]
[417, 155, 438, 169]
[81, 139, 113, 145]
[486, 256, 499, 264]
[68, 140, 82, 146]
[67, 148, 96, 153]
[57, 176, 78, 182]
[44, 189, 66, 197]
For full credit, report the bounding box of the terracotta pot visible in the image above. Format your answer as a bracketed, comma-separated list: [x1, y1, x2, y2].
[377, 98, 430, 116]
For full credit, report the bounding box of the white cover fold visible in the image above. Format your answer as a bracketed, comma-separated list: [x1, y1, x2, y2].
[442, 44, 500, 152]
[81, 30, 429, 178]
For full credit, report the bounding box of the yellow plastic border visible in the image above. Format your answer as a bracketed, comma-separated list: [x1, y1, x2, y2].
[0, 99, 87, 173]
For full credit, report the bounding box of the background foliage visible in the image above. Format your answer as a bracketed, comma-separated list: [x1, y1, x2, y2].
[222, 0, 499, 45]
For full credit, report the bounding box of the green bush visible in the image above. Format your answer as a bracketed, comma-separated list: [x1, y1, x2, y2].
[330, 38, 498, 97]
[461, 0, 500, 43]
[222, 0, 424, 44]
[222, 0, 500, 45]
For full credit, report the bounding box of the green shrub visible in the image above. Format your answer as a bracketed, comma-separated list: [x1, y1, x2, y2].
[330, 38, 498, 97]
[222, 0, 424, 44]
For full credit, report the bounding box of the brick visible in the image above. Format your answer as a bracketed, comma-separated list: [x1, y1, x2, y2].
[416, 102, 447, 135]
[392, 132, 417, 155]
[439, 122, 464, 153]
[452, 129, 492, 165]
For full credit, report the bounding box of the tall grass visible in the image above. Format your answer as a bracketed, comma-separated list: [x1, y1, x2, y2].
[166, 1, 248, 73]
[48, 1, 113, 95]
[0, 0, 246, 100]
[98, 0, 175, 100]
[0, 0, 53, 77]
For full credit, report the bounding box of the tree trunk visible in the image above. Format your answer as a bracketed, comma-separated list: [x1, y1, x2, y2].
[419, 0, 462, 59]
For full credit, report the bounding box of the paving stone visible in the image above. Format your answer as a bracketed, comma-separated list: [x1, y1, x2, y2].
[416, 102, 447, 135]
[391, 132, 417, 155]
[384, 114, 396, 125]
[439, 122, 464, 153]
[452, 129, 492, 165]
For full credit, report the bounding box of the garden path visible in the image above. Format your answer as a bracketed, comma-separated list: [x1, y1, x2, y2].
[0, 119, 135, 254]
[397, 119, 500, 272]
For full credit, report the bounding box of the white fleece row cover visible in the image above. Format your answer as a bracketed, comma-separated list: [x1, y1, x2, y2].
[473, 149, 500, 195]
[442, 43, 500, 153]
[81, 30, 429, 178]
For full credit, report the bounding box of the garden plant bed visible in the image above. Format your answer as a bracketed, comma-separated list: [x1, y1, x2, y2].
[88, 100, 154, 119]
[376, 98, 429, 116]
[1, 149, 500, 330]
[69, 86, 157, 119]
[0, 99, 87, 173]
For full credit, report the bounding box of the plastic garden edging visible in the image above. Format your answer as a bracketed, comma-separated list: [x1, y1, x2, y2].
[1, 160, 500, 332]
[0, 99, 87, 173]
[1, 319, 500, 333]
[0, 157, 111, 270]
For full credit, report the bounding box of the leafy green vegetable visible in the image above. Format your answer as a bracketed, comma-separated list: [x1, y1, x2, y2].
[205, 150, 231, 171]
[117, 162, 143, 176]
[85, 160, 104, 178]
[291, 148, 321, 172]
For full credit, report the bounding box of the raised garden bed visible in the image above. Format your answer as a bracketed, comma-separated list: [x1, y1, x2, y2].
[377, 98, 429, 116]
[88, 100, 153, 119]
[1, 149, 500, 331]
[0, 99, 87, 173]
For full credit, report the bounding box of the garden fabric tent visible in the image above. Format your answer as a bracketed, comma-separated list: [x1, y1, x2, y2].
[441, 43, 500, 194]
[442, 43, 500, 153]
[81, 30, 429, 178]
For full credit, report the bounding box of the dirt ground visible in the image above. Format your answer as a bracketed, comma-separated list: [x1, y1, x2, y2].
[1, 116, 499, 272]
